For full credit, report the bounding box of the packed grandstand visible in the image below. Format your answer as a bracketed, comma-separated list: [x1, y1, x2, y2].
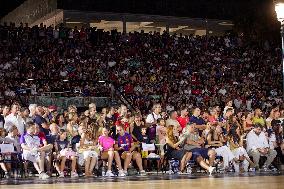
[0, 22, 283, 179]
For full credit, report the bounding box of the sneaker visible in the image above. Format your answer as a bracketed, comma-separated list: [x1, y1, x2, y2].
[4, 172, 10, 179]
[105, 170, 115, 177]
[58, 171, 65, 178]
[208, 166, 216, 176]
[139, 170, 146, 176]
[39, 172, 50, 179]
[118, 170, 126, 177]
[249, 168, 256, 172]
[71, 172, 79, 178]
[177, 171, 187, 175]
[166, 170, 174, 174]
[124, 170, 128, 176]
[261, 165, 269, 172]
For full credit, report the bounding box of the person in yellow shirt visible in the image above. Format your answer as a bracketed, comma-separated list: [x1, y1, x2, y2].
[252, 109, 265, 126]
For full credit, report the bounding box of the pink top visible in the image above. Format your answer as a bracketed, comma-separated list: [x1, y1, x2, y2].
[208, 116, 217, 123]
[98, 136, 115, 151]
[156, 125, 167, 144]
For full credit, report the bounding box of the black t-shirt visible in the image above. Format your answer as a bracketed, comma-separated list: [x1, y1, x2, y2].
[132, 124, 143, 142]
[0, 114, 4, 128]
[71, 135, 81, 151]
[141, 134, 150, 144]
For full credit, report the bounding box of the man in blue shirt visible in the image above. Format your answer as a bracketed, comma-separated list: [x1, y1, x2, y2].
[190, 108, 206, 130]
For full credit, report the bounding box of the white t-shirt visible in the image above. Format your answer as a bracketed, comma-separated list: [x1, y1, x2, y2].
[218, 88, 227, 95]
[146, 112, 161, 124]
[246, 99, 252, 111]
[246, 130, 269, 152]
[4, 114, 25, 135]
[234, 99, 242, 109]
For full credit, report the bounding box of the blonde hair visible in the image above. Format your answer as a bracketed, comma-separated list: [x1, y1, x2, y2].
[167, 125, 177, 144]
[68, 112, 78, 122]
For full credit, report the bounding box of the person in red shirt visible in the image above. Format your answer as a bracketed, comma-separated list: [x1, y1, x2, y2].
[177, 107, 189, 131]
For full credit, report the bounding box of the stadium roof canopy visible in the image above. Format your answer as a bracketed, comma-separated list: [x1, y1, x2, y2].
[0, 0, 274, 36]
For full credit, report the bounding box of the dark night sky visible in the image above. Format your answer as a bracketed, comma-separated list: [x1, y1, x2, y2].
[0, 0, 25, 19]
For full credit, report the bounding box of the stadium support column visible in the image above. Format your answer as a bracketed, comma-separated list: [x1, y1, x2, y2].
[281, 23, 284, 97]
[123, 17, 127, 34]
[275, 3, 284, 97]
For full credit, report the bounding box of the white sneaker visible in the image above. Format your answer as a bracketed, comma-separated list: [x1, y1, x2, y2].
[58, 171, 65, 178]
[124, 170, 128, 176]
[139, 170, 146, 176]
[208, 167, 216, 176]
[40, 172, 50, 179]
[105, 170, 115, 177]
[71, 172, 79, 178]
[118, 170, 126, 177]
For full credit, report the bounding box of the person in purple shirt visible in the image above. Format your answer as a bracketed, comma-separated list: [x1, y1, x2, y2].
[115, 124, 146, 175]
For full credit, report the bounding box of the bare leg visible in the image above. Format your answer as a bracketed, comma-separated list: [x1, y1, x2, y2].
[123, 153, 132, 171]
[84, 156, 91, 176]
[114, 151, 123, 170]
[45, 153, 52, 174]
[60, 156, 66, 172]
[107, 151, 114, 171]
[54, 156, 61, 173]
[70, 156, 77, 173]
[197, 156, 210, 171]
[0, 163, 8, 172]
[180, 152, 192, 171]
[89, 157, 97, 174]
[39, 151, 46, 173]
[133, 153, 143, 171]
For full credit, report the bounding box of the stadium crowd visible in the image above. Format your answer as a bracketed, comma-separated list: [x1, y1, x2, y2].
[0, 22, 282, 113]
[0, 23, 283, 179]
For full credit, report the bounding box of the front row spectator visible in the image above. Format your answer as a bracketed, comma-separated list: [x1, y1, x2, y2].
[98, 127, 125, 177]
[115, 124, 146, 175]
[20, 122, 53, 179]
[246, 123, 277, 170]
[183, 124, 216, 175]
[165, 125, 192, 173]
[54, 129, 78, 177]
[0, 128, 10, 178]
[227, 125, 255, 172]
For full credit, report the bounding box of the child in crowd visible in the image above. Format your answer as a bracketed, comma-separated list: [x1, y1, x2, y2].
[156, 118, 167, 144]
[79, 127, 99, 177]
[20, 122, 50, 179]
[54, 129, 78, 177]
[0, 128, 10, 178]
[4, 124, 21, 174]
[141, 126, 150, 144]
